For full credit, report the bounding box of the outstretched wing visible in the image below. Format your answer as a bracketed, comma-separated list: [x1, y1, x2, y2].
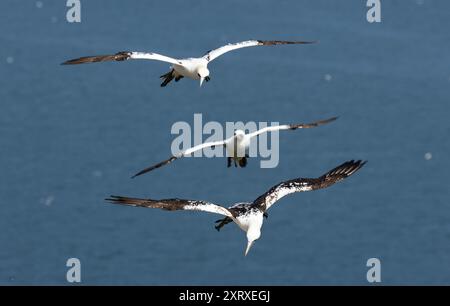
[252, 160, 366, 211]
[203, 40, 317, 62]
[62, 51, 181, 65]
[247, 117, 337, 139]
[106, 195, 233, 217]
[131, 139, 227, 178]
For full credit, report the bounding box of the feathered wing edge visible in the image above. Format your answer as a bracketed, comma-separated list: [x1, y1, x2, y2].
[62, 51, 181, 65]
[287, 116, 338, 130]
[106, 196, 233, 217]
[253, 160, 367, 211]
[131, 156, 178, 178]
[131, 139, 227, 178]
[203, 39, 317, 62]
[62, 52, 131, 65]
[247, 116, 338, 138]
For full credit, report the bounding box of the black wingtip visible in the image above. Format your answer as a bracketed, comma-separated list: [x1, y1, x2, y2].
[258, 40, 318, 45]
[131, 170, 145, 179]
[322, 116, 338, 124]
[105, 195, 118, 203]
[343, 160, 367, 174]
[61, 59, 79, 65]
[345, 159, 367, 167]
[131, 166, 154, 179]
[106, 195, 133, 205]
[323, 160, 367, 180]
[292, 116, 339, 129]
[131, 157, 177, 178]
[296, 40, 318, 45]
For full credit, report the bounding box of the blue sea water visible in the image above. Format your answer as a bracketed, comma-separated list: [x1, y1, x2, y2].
[1, 0, 449, 285]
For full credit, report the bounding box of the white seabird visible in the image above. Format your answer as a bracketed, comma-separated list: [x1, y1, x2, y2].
[106, 160, 366, 256]
[62, 40, 316, 87]
[132, 116, 337, 178]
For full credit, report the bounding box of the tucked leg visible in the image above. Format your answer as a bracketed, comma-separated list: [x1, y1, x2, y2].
[160, 70, 175, 87]
[215, 217, 233, 231]
[238, 157, 247, 168]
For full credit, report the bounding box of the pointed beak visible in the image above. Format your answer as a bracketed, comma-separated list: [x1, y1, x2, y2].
[199, 77, 204, 87]
[244, 241, 254, 256]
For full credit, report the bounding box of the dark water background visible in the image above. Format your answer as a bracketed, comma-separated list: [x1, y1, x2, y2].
[1, 0, 449, 284]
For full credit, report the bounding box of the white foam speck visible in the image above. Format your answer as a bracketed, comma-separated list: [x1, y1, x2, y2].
[6, 57, 14, 64]
[416, 0, 424, 5]
[324, 74, 332, 81]
[36, 1, 43, 8]
[92, 170, 103, 178]
[424, 152, 432, 160]
[41, 195, 55, 206]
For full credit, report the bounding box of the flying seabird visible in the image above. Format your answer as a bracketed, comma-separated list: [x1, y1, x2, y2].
[106, 160, 366, 256]
[62, 40, 316, 87]
[132, 116, 337, 178]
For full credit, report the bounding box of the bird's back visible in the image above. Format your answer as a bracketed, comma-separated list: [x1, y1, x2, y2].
[229, 202, 264, 232]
